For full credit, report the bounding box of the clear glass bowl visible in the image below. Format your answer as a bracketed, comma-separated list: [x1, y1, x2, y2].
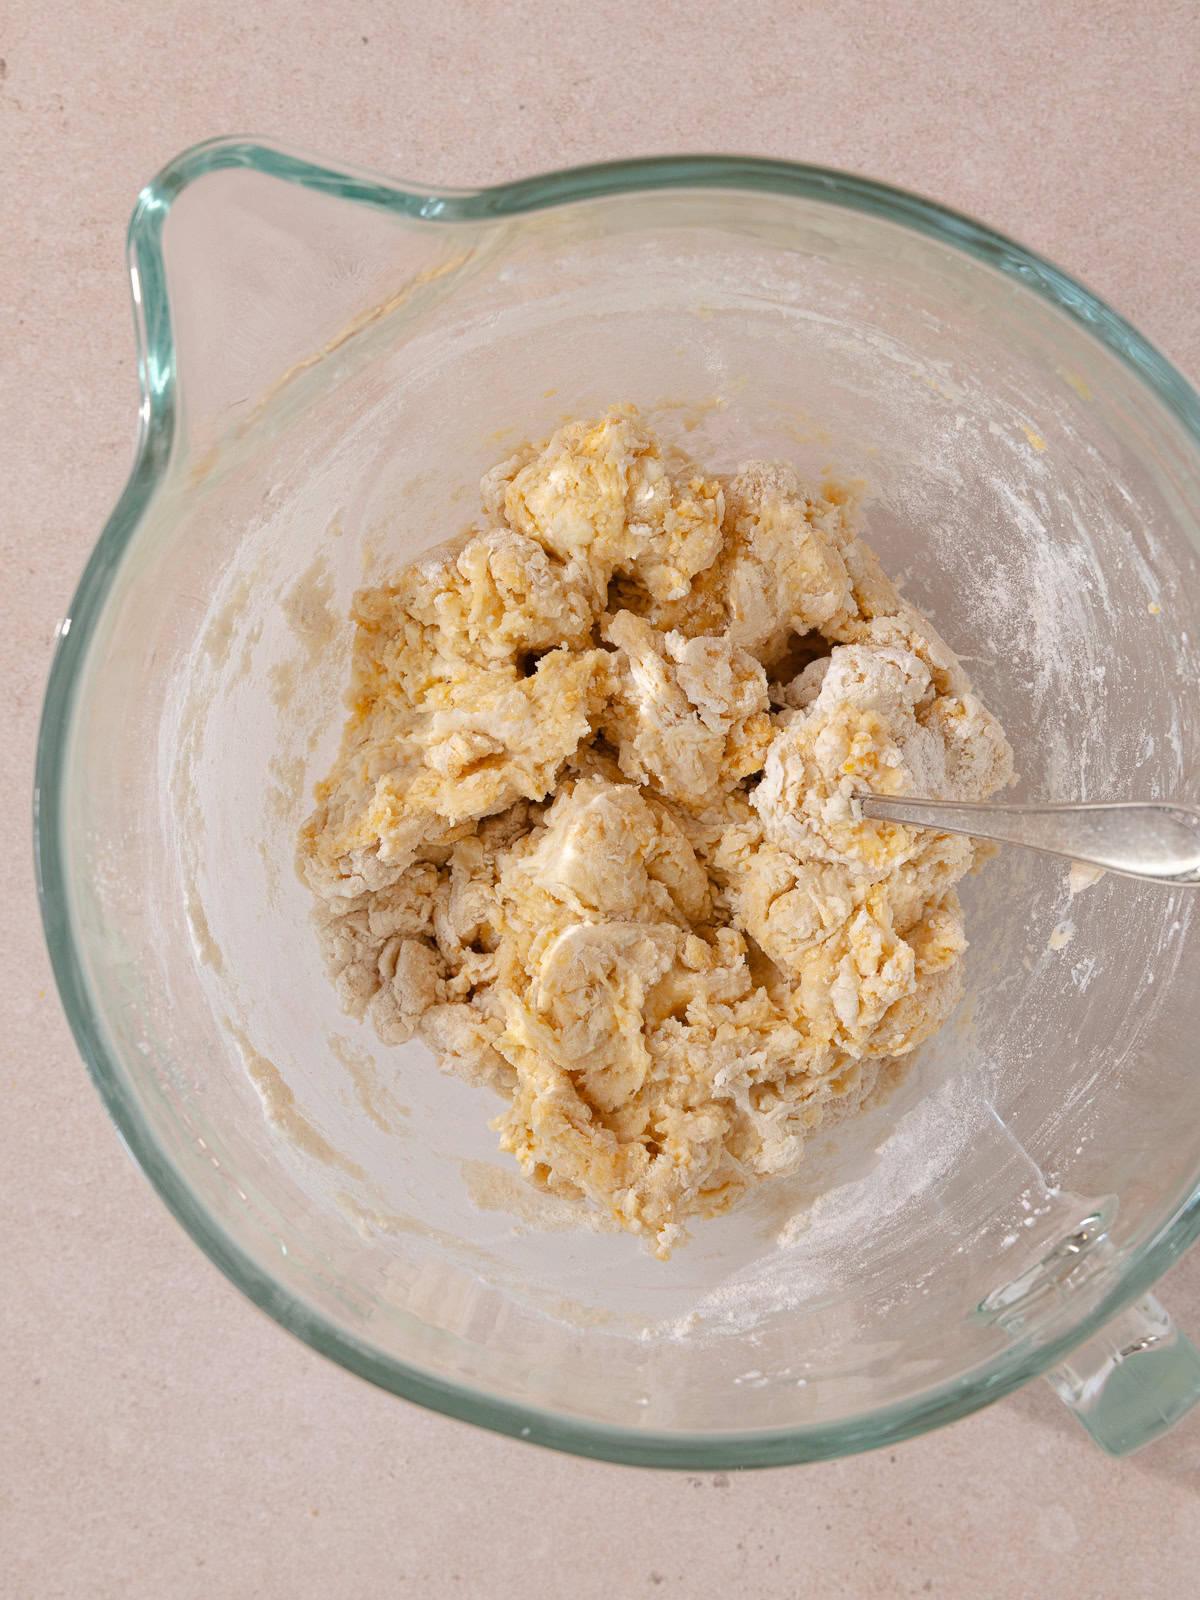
[36, 142, 1200, 1465]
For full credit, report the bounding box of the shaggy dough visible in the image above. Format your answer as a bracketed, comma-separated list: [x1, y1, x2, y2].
[299, 407, 1013, 1254]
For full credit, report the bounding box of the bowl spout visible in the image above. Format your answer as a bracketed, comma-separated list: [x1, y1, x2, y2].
[130, 140, 489, 468]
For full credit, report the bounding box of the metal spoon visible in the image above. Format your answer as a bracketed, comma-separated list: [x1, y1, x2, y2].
[855, 796, 1200, 886]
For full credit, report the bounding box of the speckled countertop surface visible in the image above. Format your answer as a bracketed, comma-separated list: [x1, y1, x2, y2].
[4, 3, 1200, 1595]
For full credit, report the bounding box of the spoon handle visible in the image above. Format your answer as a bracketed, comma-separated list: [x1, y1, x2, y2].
[856, 796, 1200, 885]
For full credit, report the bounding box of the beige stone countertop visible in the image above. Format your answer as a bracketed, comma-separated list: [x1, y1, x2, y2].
[4, 3, 1200, 1595]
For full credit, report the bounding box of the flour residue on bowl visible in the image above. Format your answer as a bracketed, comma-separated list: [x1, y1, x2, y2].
[461, 1160, 623, 1234]
[327, 1030, 409, 1134]
[229, 1022, 365, 1183]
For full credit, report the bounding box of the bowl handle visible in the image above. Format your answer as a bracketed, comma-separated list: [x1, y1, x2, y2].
[1043, 1294, 1200, 1454]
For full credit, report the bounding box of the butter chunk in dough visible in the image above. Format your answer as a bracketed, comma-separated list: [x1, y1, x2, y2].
[300, 406, 1013, 1254]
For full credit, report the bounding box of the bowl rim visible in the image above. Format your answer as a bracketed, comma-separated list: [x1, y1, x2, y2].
[34, 138, 1200, 1468]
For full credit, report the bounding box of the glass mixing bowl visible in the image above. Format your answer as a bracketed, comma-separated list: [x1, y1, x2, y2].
[36, 143, 1200, 1464]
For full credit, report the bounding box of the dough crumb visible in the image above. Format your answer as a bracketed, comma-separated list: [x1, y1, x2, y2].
[298, 407, 1012, 1254]
[1068, 861, 1105, 897]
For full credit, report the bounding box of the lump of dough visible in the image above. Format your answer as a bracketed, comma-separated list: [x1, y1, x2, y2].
[636, 461, 856, 659]
[921, 692, 1015, 800]
[494, 408, 725, 603]
[310, 861, 441, 1014]
[713, 815, 859, 978]
[498, 777, 712, 935]
[368, 937, 447, 1046]
[599, 610, 772, 807]
[300, 621, 610, 898]
[370, 525, 597, 683]
[753, 641, 1011, 873]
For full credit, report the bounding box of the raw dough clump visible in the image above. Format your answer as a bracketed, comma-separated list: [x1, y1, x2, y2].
[299, 407, 1012, 1254]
